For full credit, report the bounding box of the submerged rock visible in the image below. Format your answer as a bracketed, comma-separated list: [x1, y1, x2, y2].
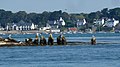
[91, 35, 96, 45]
[48, 34, 54, 46]
[57, 35, 67, 45]
[57, 35, 62, 45]
[40, 36, 47, 46]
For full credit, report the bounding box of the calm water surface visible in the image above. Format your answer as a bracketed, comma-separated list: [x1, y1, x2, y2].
[0, 33, 120, 67]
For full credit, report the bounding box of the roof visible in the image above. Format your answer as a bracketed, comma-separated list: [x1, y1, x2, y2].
[16, 20, 32, 26]
[68, 28, 77, 31]
[48, 21, 55, 25]
[48, 17, 65, 26]
[77, 21, 84, 25]
[76, 19, 86, 26]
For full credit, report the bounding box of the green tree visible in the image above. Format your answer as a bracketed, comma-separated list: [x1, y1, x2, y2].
[101, 8, 109, 17]
[49, 10, 62, 21]
[13, 11, 27, 23]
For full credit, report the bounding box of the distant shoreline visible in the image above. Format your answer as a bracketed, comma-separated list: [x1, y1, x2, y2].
[0, 30, 118, 34]
[0, 30, 45, 34]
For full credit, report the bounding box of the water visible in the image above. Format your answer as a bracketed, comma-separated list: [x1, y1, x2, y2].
[1, 32, 120, 43]
[0, 33, 120, 67]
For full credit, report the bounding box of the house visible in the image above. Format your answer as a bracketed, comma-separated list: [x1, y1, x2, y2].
[101, 18, 119, 32]
[68, 27, 77, 32]
[103, 18, 119, 27]
[93, 18, 105, 26]
[76, 19, 87, 27]
[0, 26, 4, 31]
[40, 23, 61, 33]
[40, 23, 51, 31]
[47, 20, 59, 29]
[93, 19, 105, 31]
[0, 24, 4, 31]
[6, 23, 14, 31]
[51, 29, 60, 33]
[6, 20, 38, 31]
[47, 17, 65, 29]
[59, 17, 65, 26]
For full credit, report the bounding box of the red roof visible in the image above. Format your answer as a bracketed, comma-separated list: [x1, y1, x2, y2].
[68, 28, 77, 31]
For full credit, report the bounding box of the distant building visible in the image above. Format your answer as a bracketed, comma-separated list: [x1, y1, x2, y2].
[0, 24, 4, 31]
[93, 18, 105, 32]
[93, 18, 105, 26]
[68, 27, 77, 32]
[47, 17, 65, 29]
[40, 23, 61, 33]
[76, 19, 87, 27]
[47, 20, 59, 29]
[40, 23, 51, 31]
[59, 17, 65, 26]
[0, 25, 4, 31]
[51, 29, 60, 33]
[6, 20, 38, 31]
[103, 18, 119, 27]
[85, 29, 92, 33]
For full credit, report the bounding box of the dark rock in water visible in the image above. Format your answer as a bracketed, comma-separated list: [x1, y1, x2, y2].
[91, 37, 96, 45]
[57, 35, 67, 45]
[4, 38, 18, 43]
[48, 34, 54, 46]
[33, 33, 39, 45]
[48, 37, 54, 46]
[33, 39, 39, 45]
[9, 38, 18, 42]
[25, 38, 33, 46]
[40, 36, 47, 46]
[57, 36, 62, 45]
[0, 38, 4, 41]
[62, 36, 67, 45]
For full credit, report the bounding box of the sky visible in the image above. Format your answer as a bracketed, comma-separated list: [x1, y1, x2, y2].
[0, 0, 120, 13]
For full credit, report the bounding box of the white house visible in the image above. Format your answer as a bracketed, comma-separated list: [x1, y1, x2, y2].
[76, 19, 87, 27]
[103, 18, 119, 27]
[47, 17, 65, 28]
[7, 20, 38, 31]
[59, 17, 65, 26]
[0, 24, 4, 31]
[83, 19, 87, 25]
[51, 29, 60, 33]
[41, 23, 51, 31]
[31, 23, 35, 30]
[94, 18, 105, 25]
[0, 26, 4, 31]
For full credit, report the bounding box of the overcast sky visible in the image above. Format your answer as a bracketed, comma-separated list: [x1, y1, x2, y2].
[0, 0, 120, 13]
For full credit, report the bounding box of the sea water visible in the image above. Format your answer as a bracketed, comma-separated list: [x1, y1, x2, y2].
[0, 33, 120, 67]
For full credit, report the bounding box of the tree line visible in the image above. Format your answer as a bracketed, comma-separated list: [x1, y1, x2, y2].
[0, 8, 120, 28]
